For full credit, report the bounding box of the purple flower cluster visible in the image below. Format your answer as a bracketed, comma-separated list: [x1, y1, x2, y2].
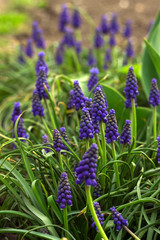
[148, 79, 160, 107]
[157, 135, 160, 164]
[67, 90, 75, 109]
[124, 66, 139, 108]
[58, 4, 70, 32]
[35, 66, 50, 99]
[104, 48, 112, 70]
[42, 134, 51, 153]
[11, 102, 22, 122]
[87, 48, 96, 67]
[35, 29, 45, 49]
[73, 80, 85, 111]
[110, 13, 119, 34]
[32, 21, 39, 43]
[75, 41, 82, 55]
[120, 120, 131, 145]
[72, 9, 81, 29]
[13, 118, 28, 139]
[55, 45, 64, 65]
[99, 15, 110, 34]
[32, 89, 44, 117]
[60, 127, 70, 152]
[91, 202, 104, 231]
[110, 206, 128, 231]
[85, 97, 92, 114]
[125, 39, 134, 59]
[105, 109, 119, 144]
[79, 108, 94, 139]
[123, 20, 132, 38]
[25, 39, 34, 58]
[109, 34, 116, 47]
[94, 28, 104, 49]
[91, 87, 108, 123]
[53, 129, 64, 153]
[56, 172, 72, 209]
[63, 28, 75, 48]
[87, 67, 99, 91]
[93, 180, 102, 198]
[75, 144, 98, 186]
[35, 51, 48, 75]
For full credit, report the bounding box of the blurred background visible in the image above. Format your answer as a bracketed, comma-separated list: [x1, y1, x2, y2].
[0, 0, 159, 53]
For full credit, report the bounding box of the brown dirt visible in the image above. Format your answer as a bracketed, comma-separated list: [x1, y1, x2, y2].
[23, 0, 160, 50]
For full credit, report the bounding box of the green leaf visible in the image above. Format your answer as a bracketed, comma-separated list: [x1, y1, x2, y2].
[142, 11, 160, 98]
[24, 198, 59, 237]
[0, 228, 60, 240]
[144, 39, 160, 77]
[47, 195, 63, 224]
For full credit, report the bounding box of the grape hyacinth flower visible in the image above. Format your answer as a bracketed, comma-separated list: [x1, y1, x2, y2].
[53, 129, 64, 153]
[91, 86, 108, 123]
[110, 13, 119, 34]
[40, 228, 49, 234]
[32, 21, 39, 43]
[105, 109, 119, 144]
[11, 102, 22, 122]
[94, 28, 104, 49]
[87, 48, 96, 67]
[125, 39, 134, 59]
[35, 51, 48, 75]
[67, 90, 75, 109]
[25, 39, 34, 58]
[91, 202, 104, 231]
[85, 97, 92, 114]
[58, 4, 70, 32]
[32, 89, 44, 117]
[148, 79, 160, 107]
[18, 45, 26, 64]
[103, 48, 112, 70]
[110, 206, 128, 231]
[73, 80, 85, 111]
[79, 108, 94, 139]
[35, 28, 45, 49]
[35, 66, 50, 99]
[75, 41, 82, 55]
[120, 120, 131, 145]
[93, 180, 102, 198]
[124, 66, 139, 108]
[60, 127, 70, 152]
[109, 34, 116, 47]
[157, 135, 160, 164]
[99, 15, 110, 34]
[75, 143, 98, 186]
[72, 9, 81, 29]
[42, 134, 51, 153]
[87, 67, 99, 91]
[63, 28, 75, 48]
[55, 46, 64, 65]
[56, 172, 72, 209]
[123, 20, 132, 38]
[12, 117, 28, 140]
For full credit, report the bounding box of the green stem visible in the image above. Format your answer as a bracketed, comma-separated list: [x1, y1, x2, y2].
[44, 99, 56, 130]
[72, 49, 81, 73]
[58, 152, 64, 171]
[86, 138, 90, 150]
[111, 142, 120, 187]
[85, 186, 109, 240]
[123, 226, 141, 240]
[63, 206, 69, 239]
[95, 134, 103, 171]
[41, 117, 53, 140]
[100, 122, 107, 190]
[131, 98, 137, 148]
[153, 106, 157, 141]
[76, 111, 79, 127]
